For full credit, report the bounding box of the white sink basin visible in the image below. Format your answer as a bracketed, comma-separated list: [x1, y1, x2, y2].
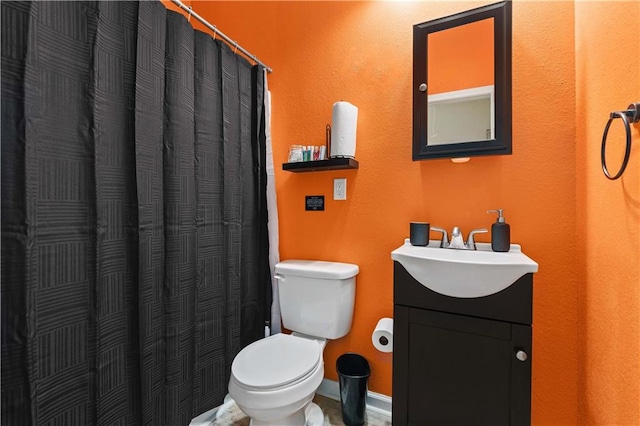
[391, 239, 538, 298]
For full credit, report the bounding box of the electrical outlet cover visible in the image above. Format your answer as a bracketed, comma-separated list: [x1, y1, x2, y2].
[334, 178, 347, 200]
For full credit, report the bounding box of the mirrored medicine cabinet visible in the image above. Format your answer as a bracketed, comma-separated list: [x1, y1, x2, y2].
[413, 1, 512, 160]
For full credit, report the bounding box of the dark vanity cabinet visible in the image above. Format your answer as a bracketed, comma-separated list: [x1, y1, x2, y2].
[392, 262, 533, 426]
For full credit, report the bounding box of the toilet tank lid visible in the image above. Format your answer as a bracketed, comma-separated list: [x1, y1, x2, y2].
[275, 260, 359, 280]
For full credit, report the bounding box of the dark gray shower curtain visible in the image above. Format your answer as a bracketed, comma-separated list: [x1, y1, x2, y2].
[1, 1, 271, 425]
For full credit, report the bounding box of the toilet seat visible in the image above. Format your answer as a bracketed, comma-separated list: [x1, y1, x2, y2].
[231, 334, 322, 391]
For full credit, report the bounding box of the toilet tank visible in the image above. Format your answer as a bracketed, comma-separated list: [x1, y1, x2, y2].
[275, 260, 359, 340]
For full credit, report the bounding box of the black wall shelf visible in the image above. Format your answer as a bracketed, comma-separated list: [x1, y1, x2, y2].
[282, 158, 359, 173]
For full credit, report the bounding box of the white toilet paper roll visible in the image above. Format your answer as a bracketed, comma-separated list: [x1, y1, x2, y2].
[330, 101, 358, 158]
[372, 317, 393, 353]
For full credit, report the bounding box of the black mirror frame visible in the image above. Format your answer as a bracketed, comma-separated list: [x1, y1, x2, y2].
[413, 1, 512, 160]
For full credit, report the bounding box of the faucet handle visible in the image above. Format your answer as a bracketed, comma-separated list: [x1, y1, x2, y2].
[431, 226, 449, 248]
[466, 228, 488, 250]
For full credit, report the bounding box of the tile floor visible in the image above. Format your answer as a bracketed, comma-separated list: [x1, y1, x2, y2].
[211, 394, 391, 426]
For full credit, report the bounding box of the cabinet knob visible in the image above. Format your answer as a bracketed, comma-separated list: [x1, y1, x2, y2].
[419, 83, 427, 92]
[516, 350, 528, 362]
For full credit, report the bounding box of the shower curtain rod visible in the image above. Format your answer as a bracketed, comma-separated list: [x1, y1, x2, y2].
[169, 0, 273, 73]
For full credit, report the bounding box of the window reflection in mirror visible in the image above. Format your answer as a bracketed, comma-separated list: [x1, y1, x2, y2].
[427, 18, 494, 146]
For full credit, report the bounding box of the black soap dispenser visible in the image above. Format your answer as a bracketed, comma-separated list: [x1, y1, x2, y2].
[488, 209, 510, 252]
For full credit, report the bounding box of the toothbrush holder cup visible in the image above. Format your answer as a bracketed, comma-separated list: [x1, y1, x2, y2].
[410, 222, 430, 246]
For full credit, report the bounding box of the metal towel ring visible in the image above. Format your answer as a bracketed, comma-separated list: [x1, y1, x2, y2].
[601, 102, 640, 180]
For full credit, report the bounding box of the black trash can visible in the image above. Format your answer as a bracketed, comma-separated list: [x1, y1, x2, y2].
[336, 353, 371, 426]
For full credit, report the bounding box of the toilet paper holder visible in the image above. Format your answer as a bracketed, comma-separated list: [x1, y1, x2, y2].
[372, 317, 394, 353]
[326, 124, 331, 158]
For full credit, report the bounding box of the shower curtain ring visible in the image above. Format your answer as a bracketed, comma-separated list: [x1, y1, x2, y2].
[187, 6, 192, 22]
[212, 26, 217, 40]
[234, 42, 238, 54]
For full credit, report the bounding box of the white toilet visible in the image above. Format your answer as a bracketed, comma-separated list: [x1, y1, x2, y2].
[228, 259, 359, 426]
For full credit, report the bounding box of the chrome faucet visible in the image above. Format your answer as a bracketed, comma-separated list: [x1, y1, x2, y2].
[431, 226, 449, 248]
[449, 227, 466, 249]
[466, 228, 489, 250]
[431, 226, 488, 250]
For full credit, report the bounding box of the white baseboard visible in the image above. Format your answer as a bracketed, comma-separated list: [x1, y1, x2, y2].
[316, 378, 392, 417]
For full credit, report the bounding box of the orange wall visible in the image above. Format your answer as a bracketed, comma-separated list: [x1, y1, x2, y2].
[159, 2, 640, 423]
[186, 2, 579, 423]
[428, 17, 494, 94]
[161, 0, 191, 14]
[575, 2, 640, 425]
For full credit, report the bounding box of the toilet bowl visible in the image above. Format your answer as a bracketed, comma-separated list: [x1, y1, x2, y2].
[228, 333, 326, 426]
[227, 260, 359, 426]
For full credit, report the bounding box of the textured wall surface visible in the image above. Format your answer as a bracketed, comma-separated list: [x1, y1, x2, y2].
[177, 1, 585, 424]
[575, 2, 640, 425]
[159, 2, 640, 423]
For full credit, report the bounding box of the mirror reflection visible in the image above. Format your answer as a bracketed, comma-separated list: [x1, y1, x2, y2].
[427, 18, 494, 145]
[412, 1, 512, 161]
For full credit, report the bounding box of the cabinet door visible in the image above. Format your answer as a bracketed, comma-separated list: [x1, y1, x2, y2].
[393, 306, 531, 426]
